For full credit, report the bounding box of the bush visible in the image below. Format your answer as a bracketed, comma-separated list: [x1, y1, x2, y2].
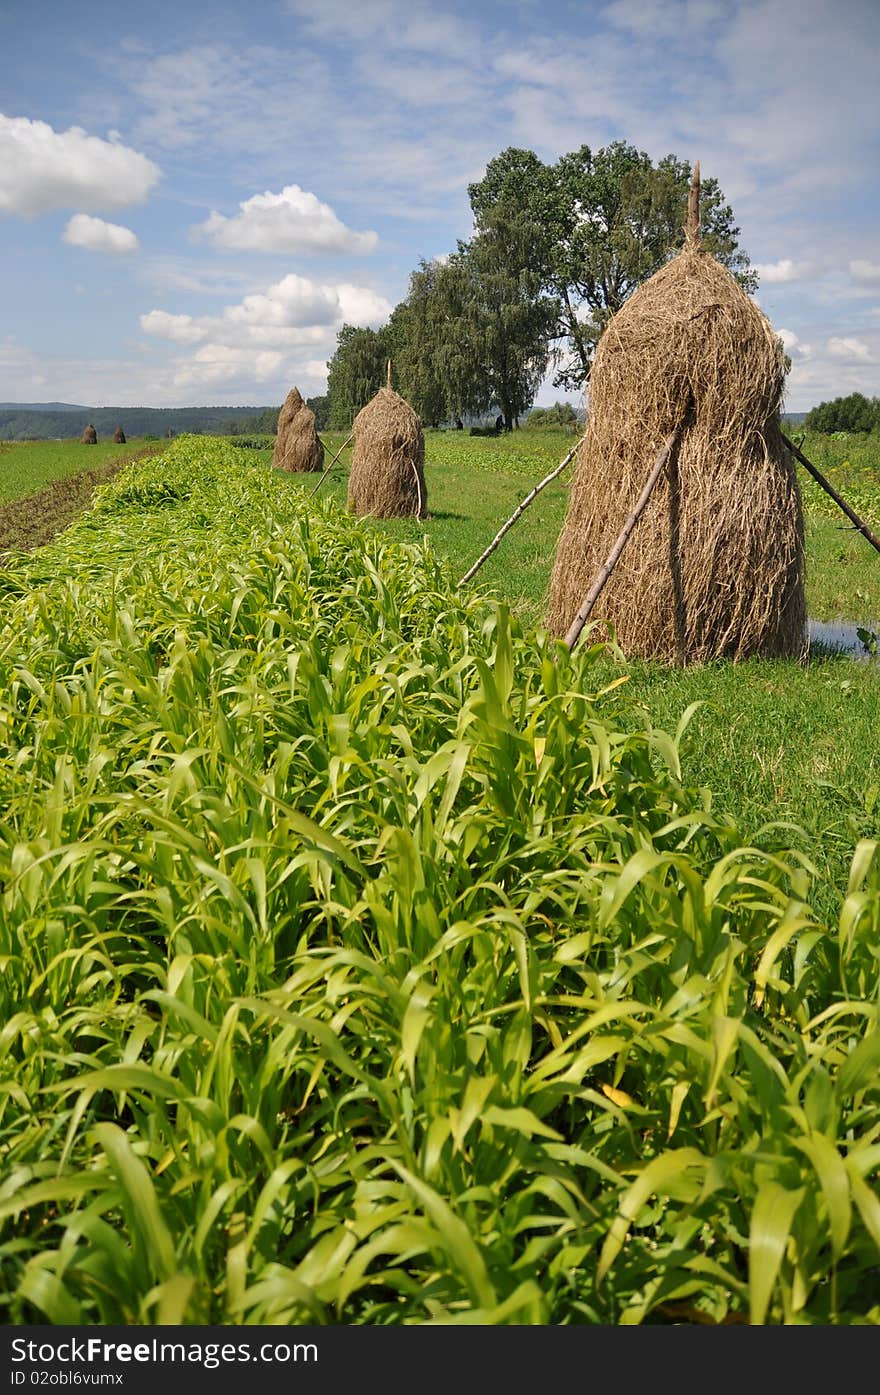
[525, 401, 580, 430]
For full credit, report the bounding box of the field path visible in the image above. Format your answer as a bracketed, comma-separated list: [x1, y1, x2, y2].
[0, 445, 161, 554]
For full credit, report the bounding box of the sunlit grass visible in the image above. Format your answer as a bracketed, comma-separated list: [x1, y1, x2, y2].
[1, 436, 878, 1325]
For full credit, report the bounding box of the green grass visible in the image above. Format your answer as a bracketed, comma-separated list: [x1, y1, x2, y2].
[277, 427, 880, 912]
[2, 436, 879, 1325]
[0, 438, 151, 505]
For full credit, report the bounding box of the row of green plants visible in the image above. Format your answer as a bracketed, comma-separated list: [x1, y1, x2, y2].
[1, 437, 878, 1324]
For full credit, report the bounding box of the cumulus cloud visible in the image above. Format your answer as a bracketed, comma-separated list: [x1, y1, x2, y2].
[63, 213, 139, 255]
[193, 185, 377, 254]
[139, 310, 206, 345]
[754, 259, 815, 284]
[827, 335, 874, 362]
[777, 327, 812, 358]
[0, 115, 159, 216]
[850, 259, 880, 285]
[141, 272, 391, 352]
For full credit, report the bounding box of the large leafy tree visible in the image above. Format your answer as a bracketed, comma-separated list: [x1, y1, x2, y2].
[387, 261, 456, 428]
[326, 325, 392, 428]
[468, 142, 755, 391]
[391, 217, 557, 429]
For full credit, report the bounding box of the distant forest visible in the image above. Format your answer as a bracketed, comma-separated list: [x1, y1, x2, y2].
[0, 402, 326, 442]
[1, 399, 805, 441]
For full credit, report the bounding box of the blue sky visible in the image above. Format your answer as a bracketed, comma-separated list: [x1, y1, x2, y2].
[1, 0, 878, 411]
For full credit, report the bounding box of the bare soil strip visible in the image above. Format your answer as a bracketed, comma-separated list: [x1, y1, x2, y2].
[0, 446, 161, 555]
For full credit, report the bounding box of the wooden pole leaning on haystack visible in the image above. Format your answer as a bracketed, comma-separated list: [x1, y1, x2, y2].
[347, 361, 427, 519]
[546, 161, 806, 663]
[308, 432, 354, 497]
[563, 424, 684, 650]
[781, 433, 880, 557]
[459, 438, 584, 587]
[273, 386, 324, 473]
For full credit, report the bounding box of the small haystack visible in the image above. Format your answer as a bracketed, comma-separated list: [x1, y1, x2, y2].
[113, 425, 126, 444]
[347, 367, 427, 519]
[546, 164, 805, 663]
[273, 386, 324, 473]
[81, 423, 98, 445]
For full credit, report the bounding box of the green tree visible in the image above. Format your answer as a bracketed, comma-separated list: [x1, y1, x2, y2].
[391, 218, 557, 430]
[387, 261, 453, 428]
[305, 395, 330, 430]
[805, 393, 880, 434]
[468, 141, 755, 391]
[326, 325, 391, 428]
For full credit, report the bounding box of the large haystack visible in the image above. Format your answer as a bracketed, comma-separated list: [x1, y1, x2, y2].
[347, 379, 427, 519]
[546, 167, 805, 663]
[113, 425, 126, 444]
[273, 386, 323, 473]
[81, 423, 97, 445]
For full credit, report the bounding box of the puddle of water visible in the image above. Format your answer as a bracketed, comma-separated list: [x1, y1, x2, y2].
[808, 619, 879, 661]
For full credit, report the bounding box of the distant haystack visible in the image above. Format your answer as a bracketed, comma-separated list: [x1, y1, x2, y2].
[81, 423, 98, 445]
[113, 425, 126, 444]
[273, 386, 324, 473]
[347, 376, 426, 519]
[545, 163, 805, 663]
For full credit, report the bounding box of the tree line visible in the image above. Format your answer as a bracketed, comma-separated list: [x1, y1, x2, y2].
[804, 393, 880, 434]
[325, 141, 755, 430]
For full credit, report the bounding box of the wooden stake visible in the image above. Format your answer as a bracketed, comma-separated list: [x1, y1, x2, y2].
[563, 423, 684, 651]
[782, 432, 880, 556]
[386, 359, 392, 390]
[410, 458, 423, 519]
[308, 433, 353, 497]
[458, 438, 583, 587]
[685, 161, 701, 250]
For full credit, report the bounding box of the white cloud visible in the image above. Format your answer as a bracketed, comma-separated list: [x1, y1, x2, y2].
[140, 310, 206, 345]
[0, 115, 159, 216]
[755, 259, 815, 284]
[63, 213, 139, 255]
[850, 259, 880, 285]
[138, 272, 392, 396]
[777, 327, 812, 359]
[141, 272, 391, 350]
[827, 335, 874, 362]
[193, 184, 377, 255]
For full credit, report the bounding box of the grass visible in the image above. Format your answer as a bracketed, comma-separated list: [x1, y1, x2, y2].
[1, 436, 879, 1325]
[272, 427, 880, 914]
[0, 438, 151, 506]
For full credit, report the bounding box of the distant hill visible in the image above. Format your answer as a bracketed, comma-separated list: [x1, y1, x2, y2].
[0, 401, 90, 413]
[0, 403, 280, 441]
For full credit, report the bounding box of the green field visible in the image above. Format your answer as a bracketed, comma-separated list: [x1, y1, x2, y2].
[2, 435, 879, 1325]
[265, 427, 880, 917]
[0, 438, 151, 506]
[3, 427, 879, 914]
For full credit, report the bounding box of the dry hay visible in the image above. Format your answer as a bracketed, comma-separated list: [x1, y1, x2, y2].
[347, 386, 427, 519]
[81, 423, 98, 445]
[113, 425, 126, 443]
[546, 209, 805, 663]
[272, 386, 323, 473]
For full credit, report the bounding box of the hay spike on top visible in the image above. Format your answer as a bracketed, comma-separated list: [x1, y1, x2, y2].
[545, 158, 806, 665]
[685, 160, 701, 250]
[347, 375, 427, 520]
[273, 384, 324, 473]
